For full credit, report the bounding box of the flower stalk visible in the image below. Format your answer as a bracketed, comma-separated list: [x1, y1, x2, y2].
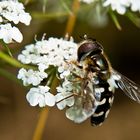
[32, 1, 80, 140]
[32, 71, 59, 140]
[32, 107, 50, 140]
[65, 0, 80, 35]
[0, 51, 36, 70]
[109, 10, 122, 30]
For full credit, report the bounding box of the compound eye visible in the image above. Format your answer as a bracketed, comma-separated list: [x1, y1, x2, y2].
[77, 41, 103, 61]
[77, 43, 92, 61]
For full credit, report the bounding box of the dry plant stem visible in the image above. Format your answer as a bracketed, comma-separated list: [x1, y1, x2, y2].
[32, 1, 80, 140]
[32, 75, 59, 140]
[64, 0, 80, 36]
[32, 107, 50, 140]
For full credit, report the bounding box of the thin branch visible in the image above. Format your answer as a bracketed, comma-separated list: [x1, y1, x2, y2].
[60, 0, 73, 15]
[32, 107, 50, 140]
[64, 0, 80, 36]
[0, 51, 36, 69]
[126, 11, 140, 28]
[0, 40, 13, 57]
[109, 10, 122, 30]
[31, 12, 69, 19]
[32, 70, 59, 140]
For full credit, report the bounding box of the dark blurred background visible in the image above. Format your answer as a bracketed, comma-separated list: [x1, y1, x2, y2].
[0, 1, 140, 140]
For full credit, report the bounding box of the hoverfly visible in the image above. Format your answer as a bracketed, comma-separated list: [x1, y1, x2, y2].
[64, 36, 140, 126]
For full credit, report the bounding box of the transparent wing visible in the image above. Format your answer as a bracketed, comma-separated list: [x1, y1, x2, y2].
[66, 81, 96, 123]
[112, 69, 140, 103]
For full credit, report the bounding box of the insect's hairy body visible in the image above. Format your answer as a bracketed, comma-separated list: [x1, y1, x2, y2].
[64, 37, 140, 126]
[78, 40, 114, 126]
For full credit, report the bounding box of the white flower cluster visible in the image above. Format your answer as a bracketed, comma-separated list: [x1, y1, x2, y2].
[80, 0, 140, 15]
[56, 80, 75, 110]
[17, 68, 48, 86]
[103, 0, 140, 15]
[80, 0, 95, 4]
[0, 0, 31, 43]
[17, 37, 78, 107]
[26, 86, 55, 107]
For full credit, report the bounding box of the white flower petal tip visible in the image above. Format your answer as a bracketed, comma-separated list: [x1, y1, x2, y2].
[0, 0, 32, 25]
[17, 37, 77, 74]
[55, 80, 75, 110]
[17, 68, 48, 86]
[17, 37, 78, 108]
[0, 0, 31, 44]
[103, 0, 140, 14]
[80, 0, 95, 4]
[11, 26, 23, 43]
[26, 86, 55, 107]
[0, 23, 23, 44]
[45, 93, 55, 107]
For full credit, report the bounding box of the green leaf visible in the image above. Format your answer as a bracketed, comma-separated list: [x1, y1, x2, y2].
[109, 10, 122, 30]
[0, 40, 13, 57]
[0, 51, 36, 69]
[126, 11, 140, 28]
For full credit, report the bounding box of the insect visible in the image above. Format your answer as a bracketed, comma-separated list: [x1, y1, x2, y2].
[65, 36, 140, 126]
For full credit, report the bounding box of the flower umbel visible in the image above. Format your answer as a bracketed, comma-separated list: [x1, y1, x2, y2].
[80, 0, 140, 15]
[80, 0, 95, 4]
[17, 37, 78, 107]
[17, 36, 120, 124]
[0, 23, 23, 43]
[0, 0, 31, 43]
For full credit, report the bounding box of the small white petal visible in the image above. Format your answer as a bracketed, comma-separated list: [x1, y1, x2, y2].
[26, 86, 54, 107]
[26, 88, 46, 107]
[58, 66, 64, 73]
[66, 96, 75, 107]
[56, 101, 66, 110]
[80, 0, 95, 4]
[17, 68, 48, 86]
[0, 23, 23, 43]
[11, 26, 23, 43]
[103, 0, 129, 15]
[19, 13, 32, 25]
[0, 16, 3, 22]
[45, 93, 55, 106]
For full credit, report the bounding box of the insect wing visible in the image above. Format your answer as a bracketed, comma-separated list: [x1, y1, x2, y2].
[66, 81, 96, 123]
[112, 70, 140, 103]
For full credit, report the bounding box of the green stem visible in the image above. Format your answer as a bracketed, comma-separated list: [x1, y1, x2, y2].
[0, 40, 13, 57]
[46, 68, 57, 86]
[0, 68, 22, 86]
[126, 11, 140, 28]
[60, 0, 73, 15]
[0, 51, 36, 69]
[31, 1, 96, 20]
[109, 10, 122, 30]
[31, 12, 69, 19]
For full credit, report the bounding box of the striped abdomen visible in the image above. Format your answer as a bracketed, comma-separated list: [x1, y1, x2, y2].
[91, 79, 114, 126]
